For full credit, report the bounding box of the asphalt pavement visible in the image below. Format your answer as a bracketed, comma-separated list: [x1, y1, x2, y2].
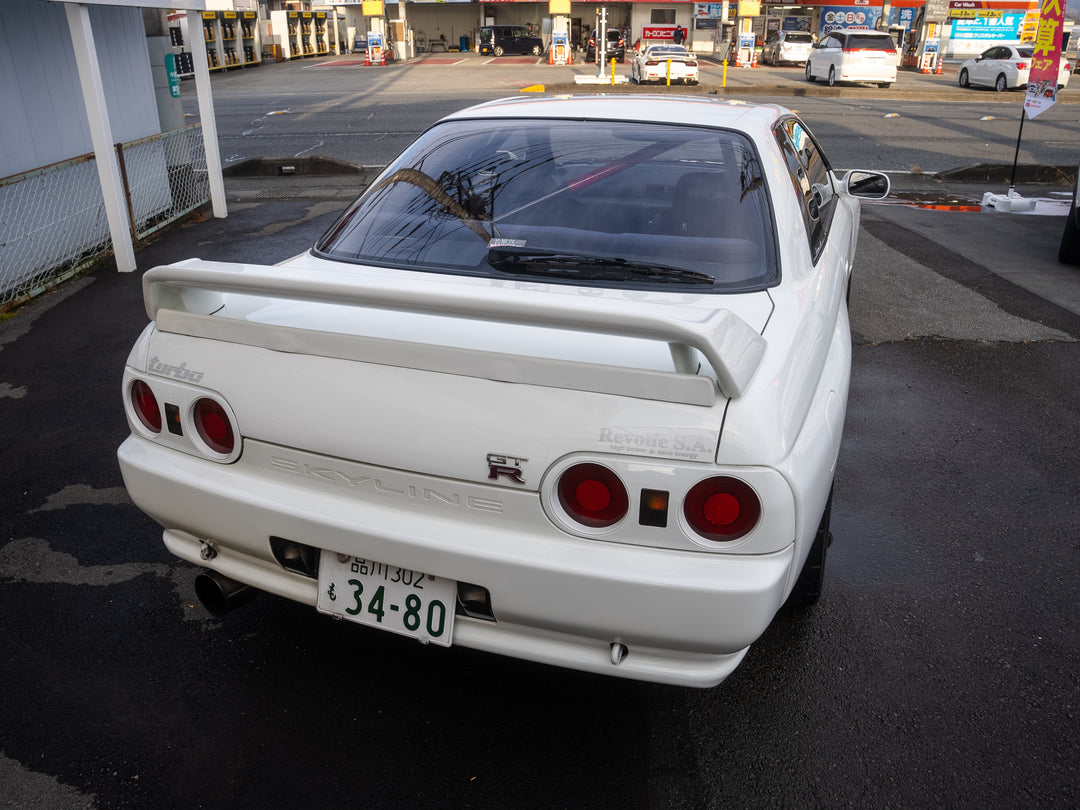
[278, 48, 1080, 102]
[2, 89, 1080, 807]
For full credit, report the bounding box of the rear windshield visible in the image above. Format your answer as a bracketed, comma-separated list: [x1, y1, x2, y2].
[784, 33, 813, 43]
[316, 119, 778, 293]
[648, 46, 691, 57]
[845, 34, 896, 50]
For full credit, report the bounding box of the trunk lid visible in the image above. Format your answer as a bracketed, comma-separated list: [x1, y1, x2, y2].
[140, 258, 773, 488]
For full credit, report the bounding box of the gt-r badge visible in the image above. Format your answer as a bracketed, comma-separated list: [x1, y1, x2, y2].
[487, 453, 527, 485]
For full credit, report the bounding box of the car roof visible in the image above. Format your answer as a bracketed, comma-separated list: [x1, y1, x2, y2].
[444, 95, 789, 133]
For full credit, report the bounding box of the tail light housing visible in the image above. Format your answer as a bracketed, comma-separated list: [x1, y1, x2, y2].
[557, 463, 629, 528]
[193, 397, 235, 455]
[1016, 61, 1028, 70]
[683, 476, 761, 542]
[543, 458, 785, 551]
[130, 380, 162, 433]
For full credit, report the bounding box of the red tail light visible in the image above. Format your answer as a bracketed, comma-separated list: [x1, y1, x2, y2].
[1016, 61, 1028, 70]
[557, 463, 629, 528]
[683, 477, 761, 542]
[646, 60, 658, 65]
[130, 380, 161, 433]
[194, 398, 235, 455]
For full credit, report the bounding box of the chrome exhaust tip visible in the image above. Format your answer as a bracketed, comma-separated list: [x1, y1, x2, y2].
[194, 570, 258, 616]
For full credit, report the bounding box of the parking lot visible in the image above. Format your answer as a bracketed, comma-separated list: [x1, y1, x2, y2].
[2, 56, 1079, 809]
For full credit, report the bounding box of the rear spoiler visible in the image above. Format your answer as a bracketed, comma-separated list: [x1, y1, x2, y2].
[143, 260, 767, 406]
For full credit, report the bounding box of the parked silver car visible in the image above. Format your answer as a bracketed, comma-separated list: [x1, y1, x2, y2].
[762, 30, 814, 66]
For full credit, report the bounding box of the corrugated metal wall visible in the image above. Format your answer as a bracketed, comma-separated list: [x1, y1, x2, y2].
[0, 0, 160, 179]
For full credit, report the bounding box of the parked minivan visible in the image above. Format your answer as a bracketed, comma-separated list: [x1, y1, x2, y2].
[478, 25, 544, 57]
[804, 30, 897, 88]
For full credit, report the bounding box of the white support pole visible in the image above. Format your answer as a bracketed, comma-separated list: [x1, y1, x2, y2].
[64, 2, 137, 273]
[187, 10, 228, 219]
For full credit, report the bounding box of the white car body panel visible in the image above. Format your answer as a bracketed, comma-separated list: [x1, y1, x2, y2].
[118, 96, 875, 687]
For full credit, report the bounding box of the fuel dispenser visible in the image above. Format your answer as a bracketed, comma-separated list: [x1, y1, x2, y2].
[363, 0, 387, 66]
[550, 8, 572, 64]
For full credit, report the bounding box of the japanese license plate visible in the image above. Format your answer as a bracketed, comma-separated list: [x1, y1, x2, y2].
[316, 552, 456, 646]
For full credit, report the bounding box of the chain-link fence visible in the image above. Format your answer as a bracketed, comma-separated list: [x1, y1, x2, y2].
[0, 123, 208, 310]
[118, 124, 209, 241]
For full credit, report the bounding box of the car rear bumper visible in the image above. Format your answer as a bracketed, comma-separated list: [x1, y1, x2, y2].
[840, 63, 896, 83]
[642, 66, 698, 82]
[119, 435, 795, 687]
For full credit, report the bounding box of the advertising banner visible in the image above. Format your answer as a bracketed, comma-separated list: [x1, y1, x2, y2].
[820, 7, 883, 34]
[1025, 0, 1065, 118]
[950, 13, 1022, 39]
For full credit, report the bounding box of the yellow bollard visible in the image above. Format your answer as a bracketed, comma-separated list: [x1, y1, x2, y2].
[722, 59, 728, 87]
[611, 57, 616, 85]
[666, 59, 671, 86]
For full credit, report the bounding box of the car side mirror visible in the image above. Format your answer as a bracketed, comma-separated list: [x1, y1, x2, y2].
[841, 170, 891, 199]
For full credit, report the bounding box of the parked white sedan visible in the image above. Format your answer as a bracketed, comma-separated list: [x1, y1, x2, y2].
[119, 96, 889, 687]
[630, 44, 699, 84]
[958, 45, 1072, 91]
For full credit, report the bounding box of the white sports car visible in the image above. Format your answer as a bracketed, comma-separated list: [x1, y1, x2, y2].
[630, 44, 699, 84]
[119, 96, 889, 687]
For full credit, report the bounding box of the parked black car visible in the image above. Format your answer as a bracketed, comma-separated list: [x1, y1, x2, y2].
[478, 25, 544, 57]
[586, 28, 626, 63]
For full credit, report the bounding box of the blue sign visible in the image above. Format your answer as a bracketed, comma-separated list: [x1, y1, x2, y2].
[891, 8, 916, 29]
[820, 7, 882, 34]
[951, 15, 1023, 41]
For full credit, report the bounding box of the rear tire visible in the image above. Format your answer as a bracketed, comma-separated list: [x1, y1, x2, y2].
[531, 44, 542, 56]
[805, 61, 815, 82]
[786, 490, 833, 609]
[494, 46, 504, 57]
[878, 82, 891, 89]
[995, 73, 1008, 92]
[827, 66, 836, 87]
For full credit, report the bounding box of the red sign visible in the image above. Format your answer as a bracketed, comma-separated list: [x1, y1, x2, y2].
[1024, 0, 1064, 118]
[642, 26, 676, 38]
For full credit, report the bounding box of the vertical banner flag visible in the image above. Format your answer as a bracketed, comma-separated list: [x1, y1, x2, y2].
[1024, 0, 1064, 118]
